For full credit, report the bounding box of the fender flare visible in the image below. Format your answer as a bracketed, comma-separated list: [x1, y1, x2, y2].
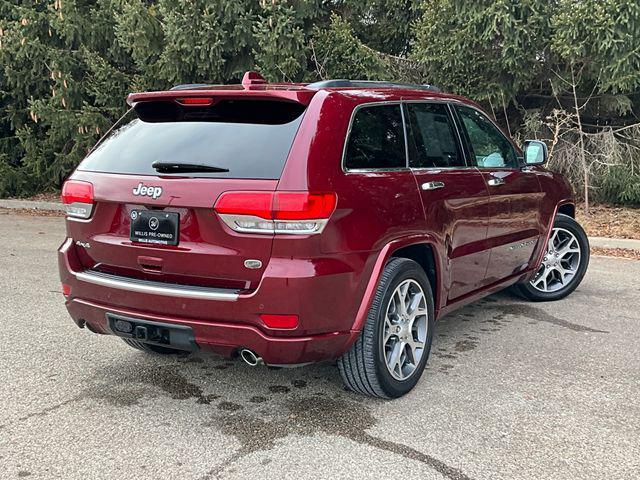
[349, 234, 441, 334]
[529, 199, 575, 279]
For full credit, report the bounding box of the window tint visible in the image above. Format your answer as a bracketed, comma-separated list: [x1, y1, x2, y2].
[344, 104, 406, 170]
[456, 106, 518, 168]
[405, 103, 464, 168]
[78, 101, 305, 179]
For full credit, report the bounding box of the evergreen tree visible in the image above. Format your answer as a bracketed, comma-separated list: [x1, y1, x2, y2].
[0, 0, 638, 198]
[412, 0, 640, 108]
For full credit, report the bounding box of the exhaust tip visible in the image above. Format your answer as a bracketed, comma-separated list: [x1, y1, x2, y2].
[239, 348, 262, 366]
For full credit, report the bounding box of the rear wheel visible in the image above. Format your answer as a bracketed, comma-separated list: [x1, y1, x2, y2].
[121, 338, 183, 355]
[516, 213, 589, 301]
[338, 258, 435, 398]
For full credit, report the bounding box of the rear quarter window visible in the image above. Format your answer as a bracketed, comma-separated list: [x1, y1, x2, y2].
[78, 99, 306, 179]
[344, 104, 407, 170]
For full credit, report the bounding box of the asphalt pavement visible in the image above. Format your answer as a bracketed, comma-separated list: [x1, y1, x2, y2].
[0, 212, 638, 480]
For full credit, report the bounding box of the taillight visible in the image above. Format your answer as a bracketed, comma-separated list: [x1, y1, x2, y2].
[214, 192, 273, 219]
[272, 192, 337, 220]
[61, 180, 94, 219]
[214, 191, 337, 235]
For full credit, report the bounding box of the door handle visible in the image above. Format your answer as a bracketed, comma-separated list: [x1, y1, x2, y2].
[487, 177, 505, 186]
[421, 181, 445, 191]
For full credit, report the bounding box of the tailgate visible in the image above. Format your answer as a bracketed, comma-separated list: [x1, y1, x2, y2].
[62, 95, 308, 290]
[66, 172, 277, 290]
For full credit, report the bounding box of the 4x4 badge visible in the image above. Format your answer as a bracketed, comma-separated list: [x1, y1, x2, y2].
[132, 182, 162, 199]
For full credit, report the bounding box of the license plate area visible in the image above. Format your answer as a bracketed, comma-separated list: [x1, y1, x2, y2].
[106, 313, 198, 352]
[130, 210, 179, 246]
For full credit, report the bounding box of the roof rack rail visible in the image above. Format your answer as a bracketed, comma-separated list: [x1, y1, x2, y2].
[305, 79, 441, 92]
[169, 83, 214, 91]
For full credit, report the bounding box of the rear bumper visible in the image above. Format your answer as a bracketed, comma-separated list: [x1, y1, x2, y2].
[66, 297, 356, 365]
[58, 238, 368, 365]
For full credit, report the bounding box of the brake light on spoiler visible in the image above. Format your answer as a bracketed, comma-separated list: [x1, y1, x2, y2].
[214, 191, 337, 235]
[61, 180, 94, 219]
[175, 97, 214, 106]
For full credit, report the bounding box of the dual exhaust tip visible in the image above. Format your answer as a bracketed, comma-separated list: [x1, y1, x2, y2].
[239, 348, 263, 367]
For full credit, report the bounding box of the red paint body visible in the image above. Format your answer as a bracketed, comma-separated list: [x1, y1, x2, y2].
[58, 81, 574, 365]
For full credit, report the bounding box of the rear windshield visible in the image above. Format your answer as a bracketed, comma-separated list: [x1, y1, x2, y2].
[78, 99, 306, 179]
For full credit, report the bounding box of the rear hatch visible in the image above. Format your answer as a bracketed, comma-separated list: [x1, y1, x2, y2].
[64, 93, 309, 291]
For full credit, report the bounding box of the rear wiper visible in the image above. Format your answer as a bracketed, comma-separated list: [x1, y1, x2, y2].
[151, 161, 229, 173]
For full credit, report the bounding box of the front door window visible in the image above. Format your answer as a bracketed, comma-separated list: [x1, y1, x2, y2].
[456, 106, 518, 169]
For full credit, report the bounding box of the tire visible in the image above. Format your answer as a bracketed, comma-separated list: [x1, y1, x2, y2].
[121, 338, 183, 355]
[516, 213, 589, 302]
[338, 257, 435, 399]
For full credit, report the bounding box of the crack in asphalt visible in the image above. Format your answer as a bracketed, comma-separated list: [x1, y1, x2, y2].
[0, 395, 83, 431]
[0, 378, 472, 480]
[88, 363, 473, 479]
[2, 362, 473, 479]
[202, 395, 473, 480]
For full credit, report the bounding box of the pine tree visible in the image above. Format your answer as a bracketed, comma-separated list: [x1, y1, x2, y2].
[1, 0, 638, 198]
[0, 0, 132, 194]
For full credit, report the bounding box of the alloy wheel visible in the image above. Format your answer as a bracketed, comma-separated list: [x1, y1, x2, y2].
[530, 227, 581, 293]
[383, 279, 429, 381]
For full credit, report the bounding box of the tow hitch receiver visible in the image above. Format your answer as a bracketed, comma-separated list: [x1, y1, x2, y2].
[106, 313, 198, 352]
[133, 325, 149, 341]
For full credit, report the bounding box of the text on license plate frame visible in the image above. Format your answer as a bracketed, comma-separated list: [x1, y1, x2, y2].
[130, 210, 180, 246]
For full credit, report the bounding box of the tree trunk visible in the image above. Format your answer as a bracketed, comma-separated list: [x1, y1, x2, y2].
[571, 67, 589, 216]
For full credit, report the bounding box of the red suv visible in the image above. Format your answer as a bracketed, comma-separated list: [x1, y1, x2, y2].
[58, 72, 589, 398]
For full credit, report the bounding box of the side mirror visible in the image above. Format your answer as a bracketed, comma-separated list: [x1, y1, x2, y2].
[523, 140, 548, 165]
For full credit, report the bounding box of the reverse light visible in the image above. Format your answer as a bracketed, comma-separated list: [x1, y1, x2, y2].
[214, 191, 337, 235]
[260, 314, 299, 329]
[61, 180, 94, 219]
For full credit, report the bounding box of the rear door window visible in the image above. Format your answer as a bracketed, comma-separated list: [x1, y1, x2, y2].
[404, 103, 465, 168]
[344, 104, 407, 170]
[78, 99, 306, 179]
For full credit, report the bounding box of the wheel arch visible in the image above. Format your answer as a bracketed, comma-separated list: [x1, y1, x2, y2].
[349, 236, 442, 335]
[557, 202, 576, 218]
[390, 243, 438, 310]
[529, 199, 577, 282]
[516, 209, 590, 301]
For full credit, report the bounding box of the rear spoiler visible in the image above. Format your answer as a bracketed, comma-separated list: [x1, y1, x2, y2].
[128, 70, 317, 107]
[126, 89, 317, 107]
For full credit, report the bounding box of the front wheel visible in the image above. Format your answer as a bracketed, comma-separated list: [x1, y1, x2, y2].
[338, 258, 435, 398]
[516, 213, 589, 301]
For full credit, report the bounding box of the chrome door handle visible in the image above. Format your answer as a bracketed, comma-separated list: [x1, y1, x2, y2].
[487, 177, 505, 186]
[421, 181, 445, 191]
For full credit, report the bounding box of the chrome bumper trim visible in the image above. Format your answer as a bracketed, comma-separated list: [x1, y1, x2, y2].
[74, 270, 240, 301]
